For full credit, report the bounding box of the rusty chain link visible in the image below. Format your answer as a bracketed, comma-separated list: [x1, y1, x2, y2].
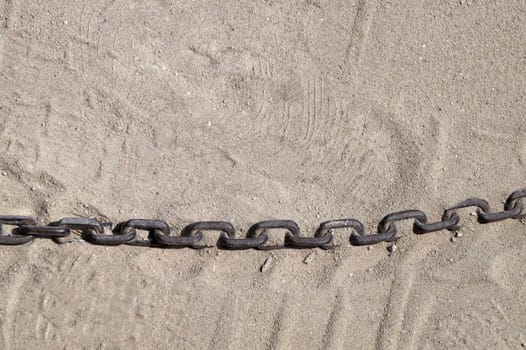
[0, 189, 525, 250]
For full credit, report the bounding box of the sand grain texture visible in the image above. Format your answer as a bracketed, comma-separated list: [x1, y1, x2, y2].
[0, 0, 525, 349]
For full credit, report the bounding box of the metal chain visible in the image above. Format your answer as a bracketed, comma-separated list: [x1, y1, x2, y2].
[0, 189, 525, 250]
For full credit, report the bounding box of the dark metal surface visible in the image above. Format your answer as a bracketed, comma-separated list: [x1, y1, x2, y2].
[315, 219, 363, 249]
[0, 216, 37, 245]
[477, 201, 523, 223]
[285, 223, 332, 249]
[442, 198, 491, 231]
[15, 225, 70, 238]
[350, 224, 398, 246]
[49, 217, 105, 244]
[86, 219, 137, 245]
[117, 219, 168, 247]
[377, 209, 428, 234]
[247, 220, 299, 250]
[413, 214, 460, 234]
[181, 221, 235, 248]
[0, 188, 524, 250]
[504, 189, 526, 215]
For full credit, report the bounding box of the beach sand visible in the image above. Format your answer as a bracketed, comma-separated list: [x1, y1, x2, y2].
[0, 1, 525, 348]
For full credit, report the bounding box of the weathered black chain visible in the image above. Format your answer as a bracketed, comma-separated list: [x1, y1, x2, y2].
[0, 189, 525, 250]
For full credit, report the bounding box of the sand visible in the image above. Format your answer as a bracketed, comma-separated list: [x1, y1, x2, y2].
[0, 0, 525, 349]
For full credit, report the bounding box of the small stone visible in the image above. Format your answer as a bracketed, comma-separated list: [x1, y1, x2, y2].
[387, 244, 398, 253]
[455, 231, 463, 238]
[367, 246, 372, 251]
[450, 237, 457, 243]
[469, 211, 477, 217]
[261, 257, 273, 272]
[449, 258, 453, 262]
[30, 186, 37, 191]
[1, 171, 6, 176]
[303, 252, 315, 264]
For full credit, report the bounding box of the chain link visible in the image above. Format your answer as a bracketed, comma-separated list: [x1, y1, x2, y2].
[0, 189, 524, 250]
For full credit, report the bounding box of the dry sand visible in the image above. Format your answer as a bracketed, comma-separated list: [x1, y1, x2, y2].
[1, 0, 526, 349]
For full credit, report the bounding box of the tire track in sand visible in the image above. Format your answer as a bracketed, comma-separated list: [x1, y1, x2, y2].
[207, 294, 240, 350]
[1, 255, 31, 350]
[320, 290, 350, 350]
[374, 245, 439, 350]
[344, 0, 377, 65]
[265, 294, 291, 350]
[2, 245, 155, 349]
[240, 74, 399, 204]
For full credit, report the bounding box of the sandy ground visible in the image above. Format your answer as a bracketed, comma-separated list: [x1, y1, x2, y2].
[0, 0, 525, 349]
